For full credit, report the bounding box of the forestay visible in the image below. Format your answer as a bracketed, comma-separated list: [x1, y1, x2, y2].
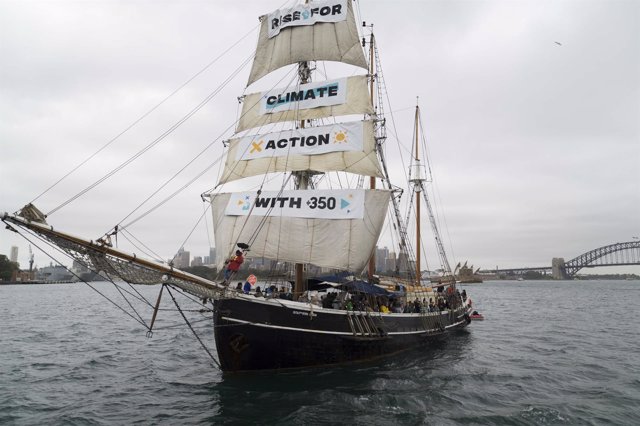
[210, 190, 390, 272]
[219, 120, 382, 184]
[247, 0, 367, 86]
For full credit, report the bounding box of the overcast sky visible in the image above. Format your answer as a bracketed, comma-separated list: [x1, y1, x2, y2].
[1, 0, 638, 274]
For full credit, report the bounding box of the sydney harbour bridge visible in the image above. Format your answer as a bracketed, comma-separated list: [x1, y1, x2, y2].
[483, 241, 640, 279]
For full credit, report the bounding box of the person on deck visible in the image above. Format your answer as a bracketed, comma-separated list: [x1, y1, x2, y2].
[223, 250, 244, 282]
[413, 298, 421, 313]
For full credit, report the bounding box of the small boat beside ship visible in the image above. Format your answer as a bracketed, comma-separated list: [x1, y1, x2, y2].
[470, 311, 485, 321]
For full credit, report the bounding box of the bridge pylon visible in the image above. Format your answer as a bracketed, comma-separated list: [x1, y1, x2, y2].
[552, 257, 567, 279]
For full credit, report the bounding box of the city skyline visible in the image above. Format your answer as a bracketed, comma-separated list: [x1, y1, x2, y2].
[3, 241, 637, 278]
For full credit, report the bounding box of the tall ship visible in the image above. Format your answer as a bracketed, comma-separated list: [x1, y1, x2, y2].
[2, 0, 473, 372]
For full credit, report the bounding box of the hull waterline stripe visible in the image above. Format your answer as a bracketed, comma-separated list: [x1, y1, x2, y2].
[220, 316, 467, 336]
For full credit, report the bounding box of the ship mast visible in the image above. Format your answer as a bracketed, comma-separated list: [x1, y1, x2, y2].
[293, 60, 312, 296]
[292, 0, 312, 295]
[409, 101, 455, 286]
[409, 101, 426, 287]
[367, 30, 376, 281]
[414, 104, 422, 286]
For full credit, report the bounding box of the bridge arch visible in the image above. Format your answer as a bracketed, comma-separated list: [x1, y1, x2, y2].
[563, 241, 640, 277]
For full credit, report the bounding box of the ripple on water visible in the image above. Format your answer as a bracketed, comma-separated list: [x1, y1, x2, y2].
[1, 281, 639, 424]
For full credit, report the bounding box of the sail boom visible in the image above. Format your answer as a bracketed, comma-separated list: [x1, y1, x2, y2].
[1, 213, 226, 300]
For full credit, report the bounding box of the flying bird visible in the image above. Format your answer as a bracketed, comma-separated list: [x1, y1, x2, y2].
[554, 41, 562, 46]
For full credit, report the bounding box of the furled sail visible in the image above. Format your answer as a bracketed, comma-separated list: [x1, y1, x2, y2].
[237, 75, 373, 133]
[219, 120, 382, 184]
[211, 189, 390, 272]
[247, 0, 367, 86]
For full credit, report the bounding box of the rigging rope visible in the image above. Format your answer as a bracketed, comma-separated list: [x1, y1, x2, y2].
[6, 217, 230, 369]
[119, 229, 166, 263]
[166, 285, 221, 369]
[418, 113, 458, 267]
[10, 225, 152, 330]
[48, 52, 256, 218]
[173, 203, 212, 263]
[114, 53, 255, 229]
[34, 22, 261, 212]
[119, 150, 225, 230]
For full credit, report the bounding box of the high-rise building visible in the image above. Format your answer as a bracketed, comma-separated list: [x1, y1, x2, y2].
[209, 247, 216, 265]
[10, 246, 18, 263]
[191, 256, 203, 267]
[172, 247, 190, 269]
[375, 246, 389, 272]
[397, 251, 410, 274]
[386, 251, 397, 273]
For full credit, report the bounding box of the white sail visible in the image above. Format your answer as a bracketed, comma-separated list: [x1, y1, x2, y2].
[211, 190, 390, 272]
[237, 75, 373, 133]
[219, 120, 382, 184]
[248, 0, 367, 86]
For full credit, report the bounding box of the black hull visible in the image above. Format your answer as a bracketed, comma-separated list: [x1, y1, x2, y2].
[213, 295, 471, 372]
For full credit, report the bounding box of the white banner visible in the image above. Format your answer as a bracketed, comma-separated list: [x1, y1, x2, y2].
[237, 76, 372, 133]
[235, 121, 364, 161]
[225, 189, 365, 219]
[259, 78, 347, 115]
[267, 0, 348, 38]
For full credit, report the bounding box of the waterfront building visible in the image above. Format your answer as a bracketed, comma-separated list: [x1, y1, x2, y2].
[10, 246, 18, 263]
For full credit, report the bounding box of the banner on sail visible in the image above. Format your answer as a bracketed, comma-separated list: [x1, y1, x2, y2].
[259, 78, 347, 115]
[211, 190, 391, 272]
[220, 120, 381, 184]
[268, 0, 347, 38]
[224, 189, 365, 219]
[235, 121, 363, 161]
[248, 0, 366, 86]
[237, 75, 372, 132]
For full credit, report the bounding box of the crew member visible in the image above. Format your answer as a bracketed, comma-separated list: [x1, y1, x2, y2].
[224, 250, 244, 282]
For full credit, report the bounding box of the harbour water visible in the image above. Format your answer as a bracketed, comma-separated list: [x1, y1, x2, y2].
[1, 280, 639, 425]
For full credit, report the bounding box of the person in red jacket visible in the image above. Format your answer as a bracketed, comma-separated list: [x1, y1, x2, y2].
[223, 250, 244, 282]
